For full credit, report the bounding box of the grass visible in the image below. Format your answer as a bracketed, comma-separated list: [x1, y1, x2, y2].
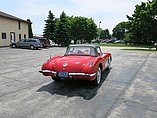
[98, 43, 157, 52]
[121, 48, 157, 52]
[100, 43, 128, 47]
[99, 43, 154, 48]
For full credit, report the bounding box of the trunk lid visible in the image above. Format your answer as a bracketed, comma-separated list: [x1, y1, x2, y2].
[55, 55, 94, 72]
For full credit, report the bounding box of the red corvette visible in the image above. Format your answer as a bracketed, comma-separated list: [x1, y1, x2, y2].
[39, 44, 112, 85]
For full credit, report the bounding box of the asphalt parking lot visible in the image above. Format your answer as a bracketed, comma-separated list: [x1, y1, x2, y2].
[0, 46, 157, 118]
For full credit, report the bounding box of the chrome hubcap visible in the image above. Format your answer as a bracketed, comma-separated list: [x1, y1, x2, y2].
[30, 46, 34, 49]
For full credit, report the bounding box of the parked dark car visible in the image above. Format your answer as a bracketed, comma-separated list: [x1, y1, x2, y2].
[11, 38, 43, 49]
[114, 40, 125, 44]
[106, 39, 117, 43]
[101, 40, 107, 43]
[92, 40, 101, 43]
[38, 38, 50, 48]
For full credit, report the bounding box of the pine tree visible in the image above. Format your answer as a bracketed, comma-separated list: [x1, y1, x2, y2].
[54, 11, 71, 46]
[43, 11, 56, 40]
[27, 19, 33, 38]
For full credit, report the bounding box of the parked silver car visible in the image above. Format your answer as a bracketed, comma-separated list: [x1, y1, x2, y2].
[11, 38, 43, 49]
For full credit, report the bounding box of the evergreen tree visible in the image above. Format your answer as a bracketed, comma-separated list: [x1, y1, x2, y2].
[27, 19, 33, 38]
[54, 11, 71, 46]
[43, 11, 56, 40]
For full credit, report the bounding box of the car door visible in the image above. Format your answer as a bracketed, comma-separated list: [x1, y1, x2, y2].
[17, 39, 26, 47]
[24, 39, 32, 47]
[97, 47, 108, 69]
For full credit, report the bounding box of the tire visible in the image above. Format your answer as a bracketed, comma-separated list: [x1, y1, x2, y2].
[51, 77, 61, 81]
[92, 67, 102, 86]
[106, 56, 112, 70]
[30, 45, 35, 50]
[12, 44, 16, 48]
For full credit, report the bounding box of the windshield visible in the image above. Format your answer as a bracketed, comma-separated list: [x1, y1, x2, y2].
[65, 46, 96, 56]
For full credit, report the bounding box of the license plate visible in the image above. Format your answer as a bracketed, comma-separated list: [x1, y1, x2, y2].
[58, 71, 68, 78]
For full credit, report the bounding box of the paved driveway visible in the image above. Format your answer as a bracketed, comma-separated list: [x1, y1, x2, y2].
[0, 47, 157, 118]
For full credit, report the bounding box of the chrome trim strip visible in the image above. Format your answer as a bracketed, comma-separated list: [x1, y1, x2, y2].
[86, 73, 97, 77]
[69, 72, 96, 77]
[69, 73, 85, 76]
[39, 70, 57, 74]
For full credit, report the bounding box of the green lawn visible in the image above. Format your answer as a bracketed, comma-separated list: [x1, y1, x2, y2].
[121, 48, 157, 52]
[99, 43, 154, 48]
[100, 43, 129, 47]
[98, 43, 157, 52]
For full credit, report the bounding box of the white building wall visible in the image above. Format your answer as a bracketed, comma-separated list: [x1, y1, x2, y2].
[0, 16, 28, 46]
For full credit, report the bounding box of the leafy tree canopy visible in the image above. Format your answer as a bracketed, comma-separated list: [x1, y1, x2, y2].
[127, 0, 157, 45]
[100, 29, 111, 39]
[44, 11, 98, 46]
[112, 22, 128, 40]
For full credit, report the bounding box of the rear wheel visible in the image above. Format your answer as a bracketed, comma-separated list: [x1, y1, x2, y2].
[51, 77, 61, 81]
[106, 56, 112, 70]
[30, 45, 35, 50]
[92, 67, 102, 86]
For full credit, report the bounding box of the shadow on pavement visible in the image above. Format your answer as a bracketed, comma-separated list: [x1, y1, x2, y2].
[37, 69, 111, 100]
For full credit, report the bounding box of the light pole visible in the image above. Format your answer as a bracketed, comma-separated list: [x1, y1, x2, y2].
[99, 21, 101, 28]
[98, 21, 101, 40]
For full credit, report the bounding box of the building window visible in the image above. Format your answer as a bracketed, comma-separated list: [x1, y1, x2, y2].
[18, 21, 21, 30]
[24, 34, 26, 38]
[2, 33, 7, 39]
[19, 34, 21, 40]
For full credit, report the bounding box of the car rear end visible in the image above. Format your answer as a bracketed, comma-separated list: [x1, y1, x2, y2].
[39, 38, 50, 48]
[35, 39, 43, 48]
[30, 39, 43, 49]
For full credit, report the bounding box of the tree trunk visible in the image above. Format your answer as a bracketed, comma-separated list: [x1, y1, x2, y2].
[74, 40, 77, 44]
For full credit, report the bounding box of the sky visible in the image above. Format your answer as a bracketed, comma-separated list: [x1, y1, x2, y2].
[0, 0, 148, 35]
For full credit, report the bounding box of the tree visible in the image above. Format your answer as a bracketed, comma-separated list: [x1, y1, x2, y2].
[43, 11, 56, 40]
[54, 11, 71, 46]
[27, 19, 33, 38]
[112, 22, 127, 40]
[43, 11, 98, 45]
[70, 16, 97, 44]
[127, 0, 157, 46]
[84, 18, 97, 43]
[100, 29, 111, 39]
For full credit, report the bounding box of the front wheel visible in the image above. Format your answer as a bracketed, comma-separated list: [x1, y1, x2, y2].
[91, 67, 102, 86]
[12, 44, 17, 48]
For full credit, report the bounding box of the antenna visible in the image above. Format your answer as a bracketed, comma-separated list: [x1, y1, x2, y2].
[50, 51, 51, 59]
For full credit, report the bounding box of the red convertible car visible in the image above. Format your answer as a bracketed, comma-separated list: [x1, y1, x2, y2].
[39, 44, 112, 85]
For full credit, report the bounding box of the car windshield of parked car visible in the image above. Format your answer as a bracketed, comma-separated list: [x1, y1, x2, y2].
[65, 46, 96, 56]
